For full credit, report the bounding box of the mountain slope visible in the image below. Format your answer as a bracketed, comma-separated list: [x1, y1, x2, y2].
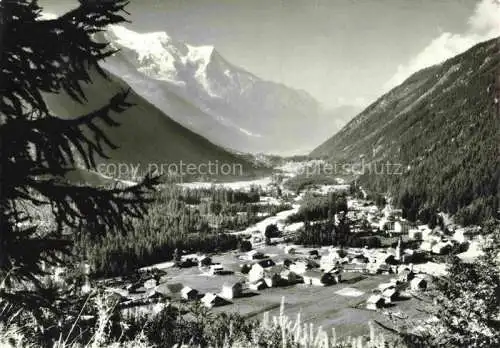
[99, 26, 357, 154]
[43, 67, 258, 182]
[311, 38, 500, 224]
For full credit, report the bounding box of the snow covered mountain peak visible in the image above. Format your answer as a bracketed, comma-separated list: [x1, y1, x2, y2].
[105, 25, 218, 91]
[101, 25, 356, 154]
[186, 43, 215, 63]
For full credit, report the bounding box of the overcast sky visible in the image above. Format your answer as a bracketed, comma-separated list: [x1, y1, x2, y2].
[41, 0, 499, 109]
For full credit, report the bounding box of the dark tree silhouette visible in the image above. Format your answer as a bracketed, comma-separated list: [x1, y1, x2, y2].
[0, 0, 157, 313]
[264, 224, 279, 244]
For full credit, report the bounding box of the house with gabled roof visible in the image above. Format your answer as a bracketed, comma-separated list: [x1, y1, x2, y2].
[382, 288, 398, 303]
[398, 268, 415, 282]
[221, 281, 243, 299]
[302, 270, 339, 286]
[410, 277, 428, 291]
[246, 250, 265, 260]
[181, 286, 198, 300]
[201, 292, 227, 308]
[248, 259, 276, 283]
[366, 295, 385, 310]
[249, 279, 267, 291]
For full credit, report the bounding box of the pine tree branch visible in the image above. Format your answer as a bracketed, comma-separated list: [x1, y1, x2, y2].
[0, 88, 133, 172]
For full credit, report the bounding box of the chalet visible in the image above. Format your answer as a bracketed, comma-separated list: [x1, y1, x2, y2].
[393, 221, 411, 234]
[302, 270, 338, 286]
[181, 286, 198, 300]
[410, 277, 428, 291]
[143, 279, 157, 290]
[201, 293, 226, 308]
[431, 241, 453, 255]
[376, 263, 394, 274]
[320, 249, 348, 270]
[382, 205, 402, 219]
[366, 295, 385, 310]
[248, 259, 276, 283]
[208, 264, 224, 275]
[197, 255, 212, 267]
[289, 259, 317, 275]
[382, 288, 398, 303]
[249, 280, 267, 291]
[420, 239, 438, 252]
[377, 282, 395, 292]
[398, 269, 415, 282]
[379, 215, 397, 231]
[414, 225, 432, 240]
[264, 272, 282, 288]
[368, 252, 396, 265]
[308, 250, 320, 259]
[351, 254, 369, 264]
[246, 250, 265, 260]
[262, 265, 286, 287]
[328, 248, 348, 259]
[401, 251, 420, 264]
[280, 270, 302, 284]
[452, 228, 474, 244]
[422, 228, 442, 242]
[408, 229, 423, 240]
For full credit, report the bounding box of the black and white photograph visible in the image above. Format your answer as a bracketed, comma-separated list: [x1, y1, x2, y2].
[0, 0, 499, 347]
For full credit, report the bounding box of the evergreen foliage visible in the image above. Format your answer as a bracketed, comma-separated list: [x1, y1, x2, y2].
[0, 0, 157, 314]
[312, 38, 500, 225]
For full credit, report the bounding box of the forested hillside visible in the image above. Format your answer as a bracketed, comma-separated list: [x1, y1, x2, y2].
[43, 66, 258, 181]
[311, 38, 500, 225]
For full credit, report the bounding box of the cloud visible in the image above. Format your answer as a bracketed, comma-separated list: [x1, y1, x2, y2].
[385, 0, 500, 90]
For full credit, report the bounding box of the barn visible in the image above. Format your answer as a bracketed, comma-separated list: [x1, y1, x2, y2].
[410, 277, 428, 291]
[366, 295, 385, 310]
[181, 286, 198, 300]
[221, 281, 243, 299]
[302, 270, 338, 286]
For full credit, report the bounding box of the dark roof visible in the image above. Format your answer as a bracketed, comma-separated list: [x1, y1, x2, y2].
[257, 259, 276, 268]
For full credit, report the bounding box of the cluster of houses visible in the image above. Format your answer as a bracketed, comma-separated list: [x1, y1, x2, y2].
[409, 224, 480, 255]
[242, 247, 342, 291]
[160, 235, 439, 313]
[102, 274, 246, 315]
[179, 282, 241, 308]
[366, 265, 429, 311]
[348, 199, 481, 258]
[86, 190, 480, 320]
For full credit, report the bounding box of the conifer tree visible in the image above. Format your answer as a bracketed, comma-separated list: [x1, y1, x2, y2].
[0, 0, 157, 313]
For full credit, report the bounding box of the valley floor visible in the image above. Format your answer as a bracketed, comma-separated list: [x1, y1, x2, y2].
[157, 245, 428, 337]
[100, 164, 462, 339]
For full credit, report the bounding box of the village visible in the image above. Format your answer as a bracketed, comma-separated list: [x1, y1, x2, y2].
[48, 163, 482, 337]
